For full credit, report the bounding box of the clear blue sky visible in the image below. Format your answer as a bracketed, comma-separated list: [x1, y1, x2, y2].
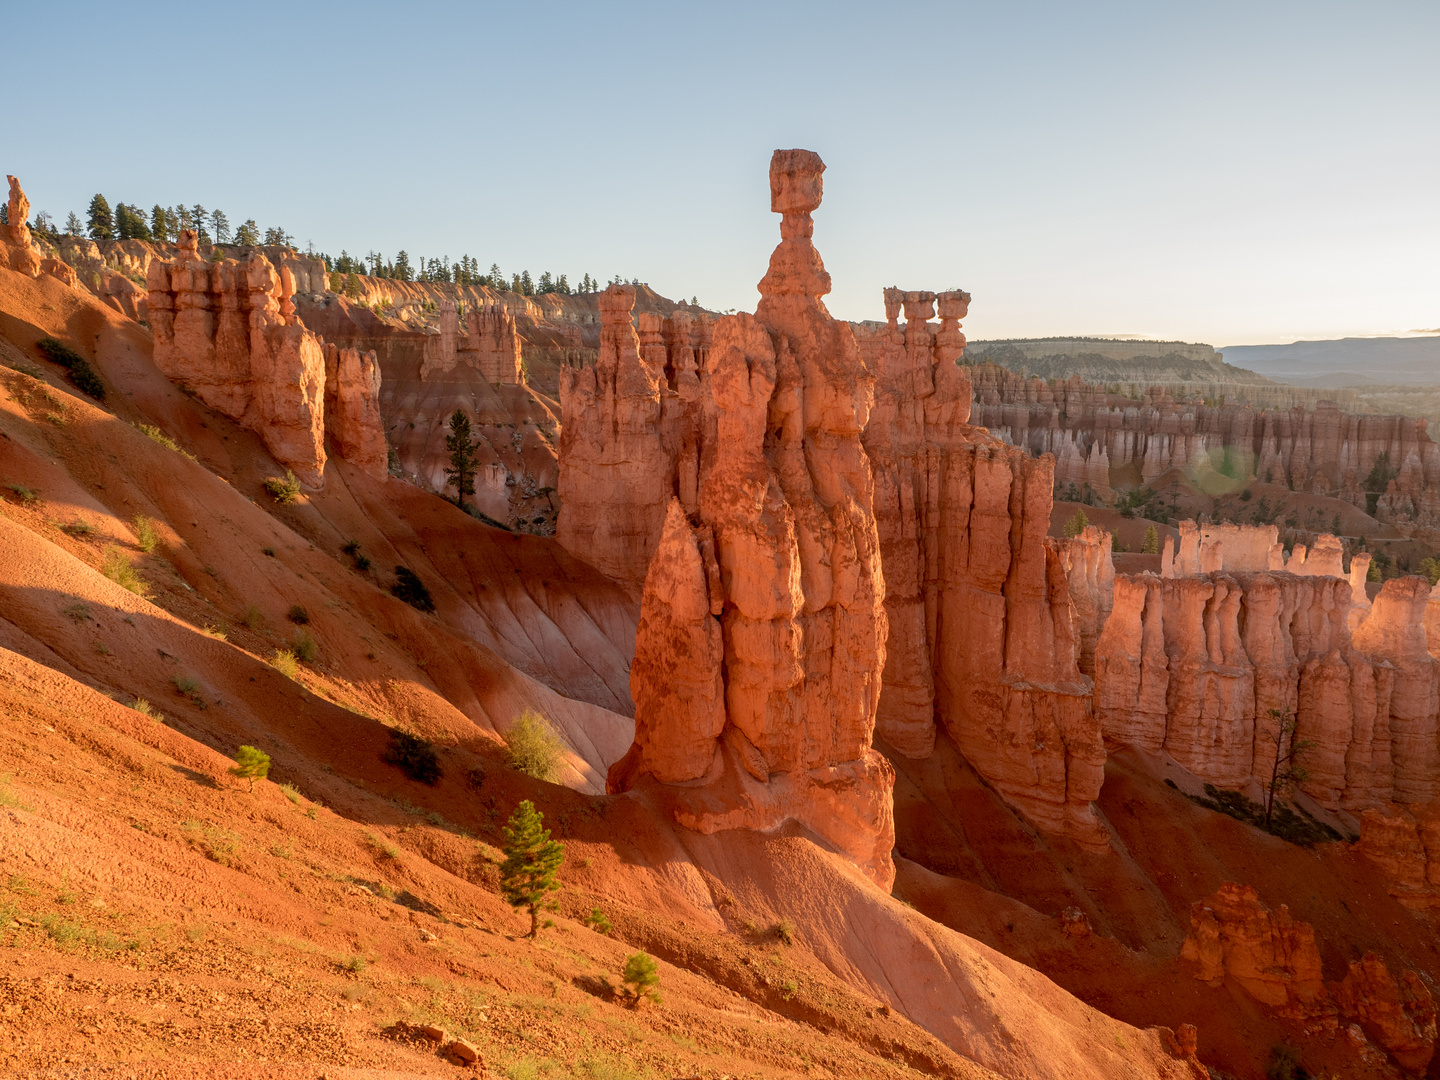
[6, 0, 1437, 345]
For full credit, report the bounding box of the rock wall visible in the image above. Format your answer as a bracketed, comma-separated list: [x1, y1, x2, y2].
[323, 343, 388, 479]
[420, 300, 526, 385]
[147, 230, 386, 487]
[971, 364, 1440, 528]
[1096, 548, 1439, 811]
[1181, 882, 1436, 1073]
[607, 150, 896, 890]
[860, 289, 1106, 848]
[1357, 803, 1440, 910]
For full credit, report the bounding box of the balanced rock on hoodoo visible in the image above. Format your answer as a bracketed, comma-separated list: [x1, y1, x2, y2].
[608, 150, 896, 889]
[3, 176, 42, 277]
[857, 282, 1106, 848]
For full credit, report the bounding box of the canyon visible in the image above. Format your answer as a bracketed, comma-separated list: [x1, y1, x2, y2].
[4, 155, 1440, 1080]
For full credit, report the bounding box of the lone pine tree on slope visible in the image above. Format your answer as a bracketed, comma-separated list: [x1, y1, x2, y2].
[500, 799, 564, 938]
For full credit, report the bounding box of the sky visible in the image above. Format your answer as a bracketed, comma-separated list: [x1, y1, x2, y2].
[5, 0, 1437, 346]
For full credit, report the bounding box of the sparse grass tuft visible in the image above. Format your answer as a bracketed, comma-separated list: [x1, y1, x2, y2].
[366, 832, 402, 860]
[271, 649, 298, 680]
[63, 519, 95, 538]
[102, 546, 151, 598]
[772, 919, 795, 946]
[172, 675, 200, 696]
[132, 422, 194, 459]
[504, 710, 565, 783]
[201, 624, 228, 641]
[0, 775, 35, 812]
[132, 514, 159, 553]
[62, 602, 90, 621]
[280, 783, 301, 805]
[5, 484, 39, 505]
[263, 471, 301, 504]
[241, 605, 264, 630]
[130, 698, 161, 722]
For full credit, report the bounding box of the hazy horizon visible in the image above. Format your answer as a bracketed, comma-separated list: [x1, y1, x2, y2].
[6, 0, 1435, 346]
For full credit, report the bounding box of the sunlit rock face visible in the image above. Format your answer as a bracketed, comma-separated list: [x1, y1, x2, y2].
[608, 150, 896, 890]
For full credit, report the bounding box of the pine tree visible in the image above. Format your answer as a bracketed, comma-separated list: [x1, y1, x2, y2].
[115, 203, 151, 241]
[344, 272, 361, 299]
[489, 263, 502, 288]
[149, 205, 169, 242]
[537, 270, 554, 294]
[621, 952, 662, 1007]
[1261, 709, 1315, 831]
[1140, 524, 1159, 554]
[393, 250, 412, 281]
[210, 209, 230, 244]
[443, 409, 480, 508]
[86, 194, 114, 240]
[65, 211, 83, 237]
[1063, 508, 1089, 538]
[520, 270, 533, 296]
[229, 745, 271, 792]
[165, 207, 182, 240]
[500, 800, 565, 938]
[234, 219, 259, 246]
[191, 205, 209, 243]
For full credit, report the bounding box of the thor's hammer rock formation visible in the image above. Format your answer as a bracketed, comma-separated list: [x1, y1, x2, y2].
[607, 150, 896, 889]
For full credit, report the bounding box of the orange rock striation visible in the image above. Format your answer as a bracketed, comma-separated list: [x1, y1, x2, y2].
[606, 150, 896, 889]
[147, 230, 386, 485]
[1357, 803, 1440, 911]
[1182, 882, 1436, 1073]
[971, 365, 1440, 529]
[859, 288, 1107, 848]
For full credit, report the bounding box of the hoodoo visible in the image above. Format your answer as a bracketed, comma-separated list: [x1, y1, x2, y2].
[605, 150, 897, 889]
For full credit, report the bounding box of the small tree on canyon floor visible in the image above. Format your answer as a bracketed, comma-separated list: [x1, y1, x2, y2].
[621, 952, 662, 1007]
[1141, 524, 1159, 554]
[443, 409, 480, 509]
[500, 800, 565, 938]
[1063, 507, 1089, 538]
[1262, 709, 1315, 831]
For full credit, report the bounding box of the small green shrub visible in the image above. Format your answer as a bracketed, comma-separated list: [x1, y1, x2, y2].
[366, 831, 402, 859]
[229, 745, 271, 792]
[292, 630, 317, 662]
[5, 484, 38, 505]
[133, 514, 159, 553]
[63, 602, 90, 621]
[344, 954, 367, 973]
[37, 337, 104, 400]
[621, 952, 661, 1007]
[279, 782, 301, 804]
[286, 605, 309, 624]
[241, 605, 264, 630]
[1266, 1044, 1305, 1080]
[341, 539, 361, 556]
[101, 546, 151, 598]
[130, 698, 160, 721]
[64, 519, 95, 538]
[262, 546, 276, 557]
[505, 710, 565, 783]
[355, 553, 371, 571]
[779, 978, 798, 1001]
[172, 674, 200, 695]
[263, 471, 301, 504]
[382, 730, 442, 786]
[773, 919, 795, 946]
[201, 624, 227, 641]
[271, 649, 298, 679]
[585, 908, 612, 935]
[390, 566, 434, 612]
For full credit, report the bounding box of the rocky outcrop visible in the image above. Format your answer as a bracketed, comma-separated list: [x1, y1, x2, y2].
[1181, 882, 1327, 1016]
[147, 231, 330, 485]
[859, 288, 1107, 847]
[1331, 954, 1439, 1074]
[1357, 804, 1440, 910]
[4, 176, 42, 277]
[323, 343, 388, 479]
[971, 363, 1440, 530]
[1160, 522, 1283, 577]
[1182, 882, 1436, 1073]
[608, 150, 895, 889]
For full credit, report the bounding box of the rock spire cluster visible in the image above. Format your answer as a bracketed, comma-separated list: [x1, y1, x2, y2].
[420, 299, 526, 385]
[147, 231, 386, 484]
